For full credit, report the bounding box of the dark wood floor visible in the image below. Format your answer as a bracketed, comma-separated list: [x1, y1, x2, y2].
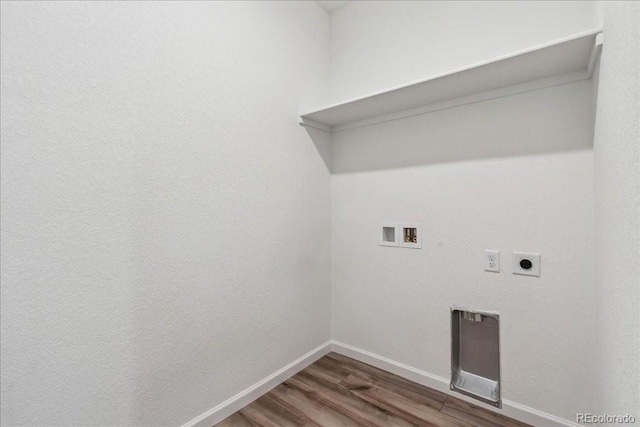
[216, 352, 530, 427]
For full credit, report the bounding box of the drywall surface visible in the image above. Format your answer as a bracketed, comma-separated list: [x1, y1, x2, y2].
[593, 1, 640, 418]
[329, 0, 598, 102]
[331, 80, 594, 173]
[330, 0, 597, 420]
[0, 2, 330, 426]
[331, 121, 595, 421]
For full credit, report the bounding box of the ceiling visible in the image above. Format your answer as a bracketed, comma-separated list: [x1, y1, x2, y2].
[316, 1, 349, 13]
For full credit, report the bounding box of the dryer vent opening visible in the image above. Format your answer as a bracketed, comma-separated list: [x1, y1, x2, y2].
[450, 308, 501, 407]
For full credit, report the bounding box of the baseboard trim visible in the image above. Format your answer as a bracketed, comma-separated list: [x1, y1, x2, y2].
[181, 339, 579, 427]
[181, 341, 332, 427]
[331, 341, 580, 427]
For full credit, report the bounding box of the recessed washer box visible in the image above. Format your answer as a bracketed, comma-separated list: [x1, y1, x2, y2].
[400, 223, 421, 249]
[451, 307, 501, 408]
[380, 222, 400, 247]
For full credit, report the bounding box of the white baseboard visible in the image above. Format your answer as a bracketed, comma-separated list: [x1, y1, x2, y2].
[181, 341, 332, 427]
[331, 341, 580, 427]
[181, 339, 579, 427]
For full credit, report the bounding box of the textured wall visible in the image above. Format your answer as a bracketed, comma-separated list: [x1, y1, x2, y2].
[593, 1, 640, 418]
[3, 1, 637, 425]
[0, 2, 330, 426]
[331, 98, 595, 420]
[329, 1, 597, 103]
[329, 1, 597, 421]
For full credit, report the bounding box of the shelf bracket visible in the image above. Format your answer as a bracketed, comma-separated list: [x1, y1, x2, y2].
[587, 32, 604, 78]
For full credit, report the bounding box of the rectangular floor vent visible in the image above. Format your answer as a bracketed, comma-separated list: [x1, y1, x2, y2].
[450, 307, 501, 408]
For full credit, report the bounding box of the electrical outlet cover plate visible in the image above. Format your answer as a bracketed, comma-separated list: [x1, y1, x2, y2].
[380, 222, 400, 247]
[484, 250, 500, 273]
[512, 252, 540, 277]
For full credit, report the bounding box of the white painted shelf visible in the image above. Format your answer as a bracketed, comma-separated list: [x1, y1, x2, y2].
[300, 29, 602, 132]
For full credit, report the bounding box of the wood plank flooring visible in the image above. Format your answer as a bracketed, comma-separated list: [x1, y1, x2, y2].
[216, 352, 530, 427]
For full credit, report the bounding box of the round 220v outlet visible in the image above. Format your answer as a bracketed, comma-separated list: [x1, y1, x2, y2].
[512, 252, 540, 277]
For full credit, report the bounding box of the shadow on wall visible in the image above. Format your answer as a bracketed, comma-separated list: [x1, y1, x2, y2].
[305, 125, 332, 172]
[304, 79, 596, 174]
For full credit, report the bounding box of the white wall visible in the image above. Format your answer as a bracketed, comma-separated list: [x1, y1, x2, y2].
[0, 2, 330, 426]
[330, 1, 598, 420]
[330, 1, 598, 102]
[593, 1, 640, 419]
[3, 1, 637, 425]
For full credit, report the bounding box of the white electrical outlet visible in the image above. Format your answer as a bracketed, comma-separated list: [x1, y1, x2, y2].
[484, 249, 500, 273]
